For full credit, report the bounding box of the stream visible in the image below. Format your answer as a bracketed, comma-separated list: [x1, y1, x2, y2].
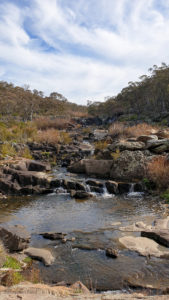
[0, 167, 169, 292]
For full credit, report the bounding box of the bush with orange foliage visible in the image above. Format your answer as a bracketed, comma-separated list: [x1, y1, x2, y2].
[146, 156, 169, 189]
[35, 117, 71, 131]
[109, 122, 157, 139]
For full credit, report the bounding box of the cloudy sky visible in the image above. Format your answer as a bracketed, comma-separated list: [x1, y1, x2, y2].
[0, 0, 169, 104]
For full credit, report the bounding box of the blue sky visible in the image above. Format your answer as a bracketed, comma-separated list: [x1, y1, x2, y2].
[0, 0, 169, 104]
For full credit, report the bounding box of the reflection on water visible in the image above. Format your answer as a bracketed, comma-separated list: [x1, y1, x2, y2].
[0, 190, 168, 291]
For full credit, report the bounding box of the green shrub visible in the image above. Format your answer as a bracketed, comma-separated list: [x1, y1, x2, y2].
[161, 190, 169, 202]
[0, 144, 17, 157]
[95, 140, 108, 151]
[3, 256, 21, 270]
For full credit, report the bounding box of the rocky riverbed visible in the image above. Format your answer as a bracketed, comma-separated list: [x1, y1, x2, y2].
[0, 124, 169, 297]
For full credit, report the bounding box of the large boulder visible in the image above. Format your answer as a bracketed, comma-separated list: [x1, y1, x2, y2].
[93, 129, 108, 140]
[68, 159, 113, 178]
[24, 247, 55, 266]
[110, 150, 150, 181]
[109, 141, 145, 152]
[0, 225, 30, 252]
[137, 135, 158, 143]
[146, 139, 169, 152]
[26, 160, 51, 172]
[141, 230, 169, 247]
[119, 236, 169, 258]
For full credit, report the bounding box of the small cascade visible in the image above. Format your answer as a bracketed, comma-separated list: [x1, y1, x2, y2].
[102, 185, 112, 198]
[127, 183, 144, 198]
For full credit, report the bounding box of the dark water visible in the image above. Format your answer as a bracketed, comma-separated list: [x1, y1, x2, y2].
[0, 170, 169, 291]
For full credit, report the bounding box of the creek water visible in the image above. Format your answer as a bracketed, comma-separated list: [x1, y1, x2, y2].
[0, 168, 169, 292]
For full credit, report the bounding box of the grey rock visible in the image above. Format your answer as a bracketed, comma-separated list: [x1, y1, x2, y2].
[24, 247, 55, 266]
[105, 181, 118, 194]
[0, 225, 30, 252]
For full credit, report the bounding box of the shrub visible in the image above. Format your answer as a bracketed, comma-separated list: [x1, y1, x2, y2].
[23, 266, 41, 284]
[3, 256, 21, 270]
[95, 140, 108, 151]
[37, 129, 60, 144]
[146, 156, 169, 189]
[1, 270, 23, 286]
[0, 144, 17, 157]
[19, 147, 32, 159]
[35, 117, 70, 130]
[161, 190, 169, 202]
[109, 122, 126, 139]
[111, 148, 120, 160]
[109, 122, 158, 139]
[124, 123, 157, 137]
[60, 131, 72, 144]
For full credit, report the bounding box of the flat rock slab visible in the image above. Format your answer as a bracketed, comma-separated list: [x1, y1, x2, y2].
[24, 247, 55, 266]
[119, 236, 169, 258]
[0, 225, 30, 252]
[141, 230, 169, 247]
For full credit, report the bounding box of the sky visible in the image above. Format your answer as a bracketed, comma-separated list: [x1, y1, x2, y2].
[0, 0, 169, 104]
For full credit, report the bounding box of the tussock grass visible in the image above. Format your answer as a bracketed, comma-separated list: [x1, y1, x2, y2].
[35, 117, 70, 131]
[147, 156, 169, 189]
[109, 122, 158, 139]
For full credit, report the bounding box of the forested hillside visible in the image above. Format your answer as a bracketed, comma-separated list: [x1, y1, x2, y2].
[88, 63, 169, 123]
[0, 81, 87, 121]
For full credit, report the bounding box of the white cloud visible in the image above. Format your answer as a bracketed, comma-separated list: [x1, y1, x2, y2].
[0, 0, 169, 104]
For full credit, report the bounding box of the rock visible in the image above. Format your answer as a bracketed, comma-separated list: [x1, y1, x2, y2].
[141, 230, 169, 247]
[110, 150, 150, 181]
[151, 144, 169, 154]
[24, 247, 55, 266]
[68, 159, 113, 178]
[146, 139, 169, 150]
[119, 236, 169, 258]
[67, 160, 86, 173]
[1, 167, 51, 195]
[86, 179, 104, 188]
[50, 179, 61, 188]
[70, 281, 90, 294]
[156, 129, 169, 139]
[119, 221, 152, 232]
[93, 129, 108, 140]
[118, 183, 131, 194]
[105, 248, 118, 258]
[134, 183, 143, 192]
[154, 217, 169, 229]
[70, 190, 92, 199]
[64, 180, 86, 191]
[0, 225, 30, 252]
[89, 186, 103, 193]
[108, 141, 145, 152]
[26, 160, 51, 172]
[41, 232, 66, 240]
[137, 135, 158, 143]
[105, 181, 118, 194]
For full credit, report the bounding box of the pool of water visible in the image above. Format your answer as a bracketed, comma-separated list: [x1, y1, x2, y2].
[0, 169, 168, 291]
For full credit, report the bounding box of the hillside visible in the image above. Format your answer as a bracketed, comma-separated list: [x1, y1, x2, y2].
[0, 81, 87, 121]
[88, 63, 169, 124]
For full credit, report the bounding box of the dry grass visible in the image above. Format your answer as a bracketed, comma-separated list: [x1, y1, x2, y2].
[147, 156, 169, 189]
[125, 123, 157, 137]
[109, 122, 126, 139]
[35, 117, 71, 131]
[36, 129, 61, 144]
[36, 129, 72, 145]
[109, 122, 157, 139]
